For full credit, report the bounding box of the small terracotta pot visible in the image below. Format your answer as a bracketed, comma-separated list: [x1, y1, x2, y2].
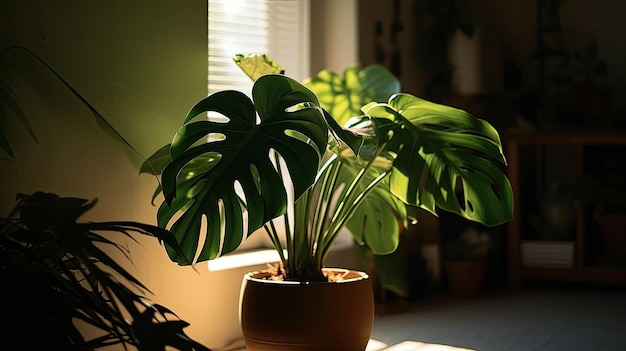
[239, 268, 374, 351]
[599, 212, 626, 255]
[444, 260, 487, 298]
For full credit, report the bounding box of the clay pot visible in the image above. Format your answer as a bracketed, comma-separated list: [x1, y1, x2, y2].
[444, 260, 487, 298]
[599, 212, 626, 256]
[239, 268, 374, 351]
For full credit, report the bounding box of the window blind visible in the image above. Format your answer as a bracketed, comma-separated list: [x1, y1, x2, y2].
[208, 0, 310, 96]
[205, 0, 310, 256]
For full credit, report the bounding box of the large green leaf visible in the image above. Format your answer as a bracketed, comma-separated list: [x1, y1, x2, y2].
[233, 53, 284, 81]
[352, 242, 411, 298]
[304, 64, 400, 126]
[345, 176, 406, 255]
[160, 74, 328, 264]
[364, 93, 513, 226]
[140, 143, 171, 176]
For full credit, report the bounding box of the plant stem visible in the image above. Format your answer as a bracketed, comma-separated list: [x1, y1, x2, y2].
[312, 155, 343, 269]
[320, 145, 390, 262]
[272, 151, 293, 273]
[263, 221, 286, 264]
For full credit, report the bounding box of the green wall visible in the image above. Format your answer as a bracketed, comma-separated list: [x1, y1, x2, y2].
[0, 0, 208, 211]
[0, 1, 239, 348]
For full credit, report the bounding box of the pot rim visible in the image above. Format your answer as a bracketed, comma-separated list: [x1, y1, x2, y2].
[244, 267, 369, 285]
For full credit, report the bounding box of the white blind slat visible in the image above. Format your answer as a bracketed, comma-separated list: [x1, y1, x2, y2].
[208, 0, 309, 95]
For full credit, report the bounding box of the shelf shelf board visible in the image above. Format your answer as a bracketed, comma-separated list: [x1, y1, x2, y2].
[521, 266, 626, 285]
[506, 129, 626, 145]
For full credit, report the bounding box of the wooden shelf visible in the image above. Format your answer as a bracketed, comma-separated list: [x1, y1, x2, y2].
[520, 266, 626, 285]
[505, 129, 626, 288]
[505, 129, 626, 145]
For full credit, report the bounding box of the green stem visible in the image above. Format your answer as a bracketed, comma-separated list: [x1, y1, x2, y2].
[273, 150, 294, 274]
[321, 170, 389, 263]
[319, 142, 390, 261]
[283, 207, 293, 274]
[318, 156, 342, 236]
[263, 221, 286, 265]
[313, 155, 343, 269]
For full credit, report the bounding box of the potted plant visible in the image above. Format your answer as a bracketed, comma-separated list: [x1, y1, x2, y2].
[141, 54, 513, 351]
[555, 156, 626, 258]
[441, 224, 491, 298]
[595, 166, 626, 257]
[0, 191, 209, 350]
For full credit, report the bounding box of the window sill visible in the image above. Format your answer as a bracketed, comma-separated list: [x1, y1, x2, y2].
[206, 240, 354, 272]
[207, 249, 282, 272]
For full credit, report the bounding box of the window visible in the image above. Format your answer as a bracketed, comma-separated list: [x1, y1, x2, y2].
[206, 0, 311, 269]
[207, 0, 310, 96]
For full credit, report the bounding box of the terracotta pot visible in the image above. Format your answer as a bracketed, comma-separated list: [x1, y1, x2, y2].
[239, 268, 374, 351]
[599, 212, 626, 256]
[444, 260, 487, 298]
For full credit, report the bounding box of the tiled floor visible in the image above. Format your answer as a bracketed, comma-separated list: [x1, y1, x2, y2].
[216, 288, 626, 351]
[370, 288, 626, 351]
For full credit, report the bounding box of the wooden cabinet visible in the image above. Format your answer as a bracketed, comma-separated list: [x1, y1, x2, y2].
[505, 130, 626, 288]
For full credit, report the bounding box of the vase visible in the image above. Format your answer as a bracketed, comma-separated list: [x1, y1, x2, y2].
[239, 268, 374, 351]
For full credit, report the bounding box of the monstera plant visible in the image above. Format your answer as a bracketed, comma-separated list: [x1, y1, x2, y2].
[142, 54, 513, 283]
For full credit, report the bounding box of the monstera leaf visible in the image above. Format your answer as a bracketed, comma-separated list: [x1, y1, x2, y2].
[233, 53, 284, 81]
[304, 64, 401, 126]
[364, 93, 513, 226]
[159, 74, 329, 265]
[337, 152, 407, 255]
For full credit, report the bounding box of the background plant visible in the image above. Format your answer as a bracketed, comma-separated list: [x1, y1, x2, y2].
[0, 46, 141, 160]
[0, 46, 210, 349]
[0, 192, 209, 350]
